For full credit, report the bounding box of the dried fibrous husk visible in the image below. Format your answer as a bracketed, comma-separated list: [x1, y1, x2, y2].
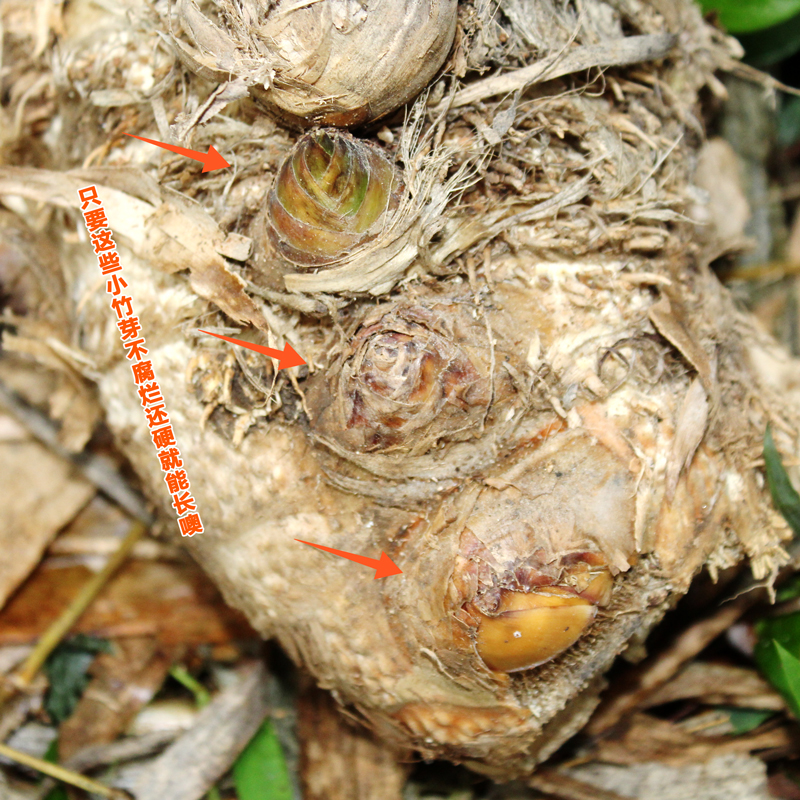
[1, 0, 800, 781]
[173, 0, 458, 127]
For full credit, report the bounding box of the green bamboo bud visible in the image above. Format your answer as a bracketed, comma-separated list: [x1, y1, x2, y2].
[267, 130, 404, 268]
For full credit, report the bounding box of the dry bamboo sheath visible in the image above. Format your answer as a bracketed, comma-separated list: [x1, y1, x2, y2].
[1, 0, 799, 780]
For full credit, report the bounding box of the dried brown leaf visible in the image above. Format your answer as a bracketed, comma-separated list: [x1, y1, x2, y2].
[592, 712, 797, 766]
[451, 34, 677, 108]
[694, 138, 750, 246]
[648, 295, 715, 395]
[0, 166, 266, 333]
[0, 421, 93, 610]
[587, 593, 758, 734]
[644, 661, 785, 711]
[0, 559, 255, 647]
[58, 637, 177, 762]
[666, 378, 709, 500]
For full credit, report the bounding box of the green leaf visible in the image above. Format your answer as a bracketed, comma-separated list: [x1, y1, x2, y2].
[776, 575, 800, 603]
[41, 739, 69, 800]
[756, 610, 800, 654]
[43, 784, 69, 800]
[754, 639, 800, 718]
[699, 0, 800, 32]
[233, 718, 293, 800]
[169, 665, 211, 709]
[764, 425, 800, 536]
[43, 739, 59, 764]
[724, 706, 775, 734]
[43, 635, 111, 724]
[736, 13, 800, 68]
[754, 609, 800, 718]
[778, 97, 800, 148]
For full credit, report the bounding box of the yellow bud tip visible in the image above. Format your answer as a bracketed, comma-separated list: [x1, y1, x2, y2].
[474, 591, 597, 672]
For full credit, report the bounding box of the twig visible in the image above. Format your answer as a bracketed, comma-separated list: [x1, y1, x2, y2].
[11, 520, 148, 689]
[529, 768, 628, 800]
[449, 34, 676, 109]
[720, 259, 800, 281]
[0, 741, 131, 799]
[64, 730, 179, 773]
[722, 58, 800, 98]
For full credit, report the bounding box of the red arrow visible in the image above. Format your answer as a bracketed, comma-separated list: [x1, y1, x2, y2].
[198, 330, 306, 370]
[124, 133, 230, 173]
[295, 539, 403, 580]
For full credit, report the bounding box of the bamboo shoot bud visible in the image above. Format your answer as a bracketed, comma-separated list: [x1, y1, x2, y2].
[474, 591, 597, 672]
[267, 130, 404, 268]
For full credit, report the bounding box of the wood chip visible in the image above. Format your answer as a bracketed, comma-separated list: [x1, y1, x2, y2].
[121, 661, 271, 800]
[58, 637, 178, 762]
[451, 34, 676, 109]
